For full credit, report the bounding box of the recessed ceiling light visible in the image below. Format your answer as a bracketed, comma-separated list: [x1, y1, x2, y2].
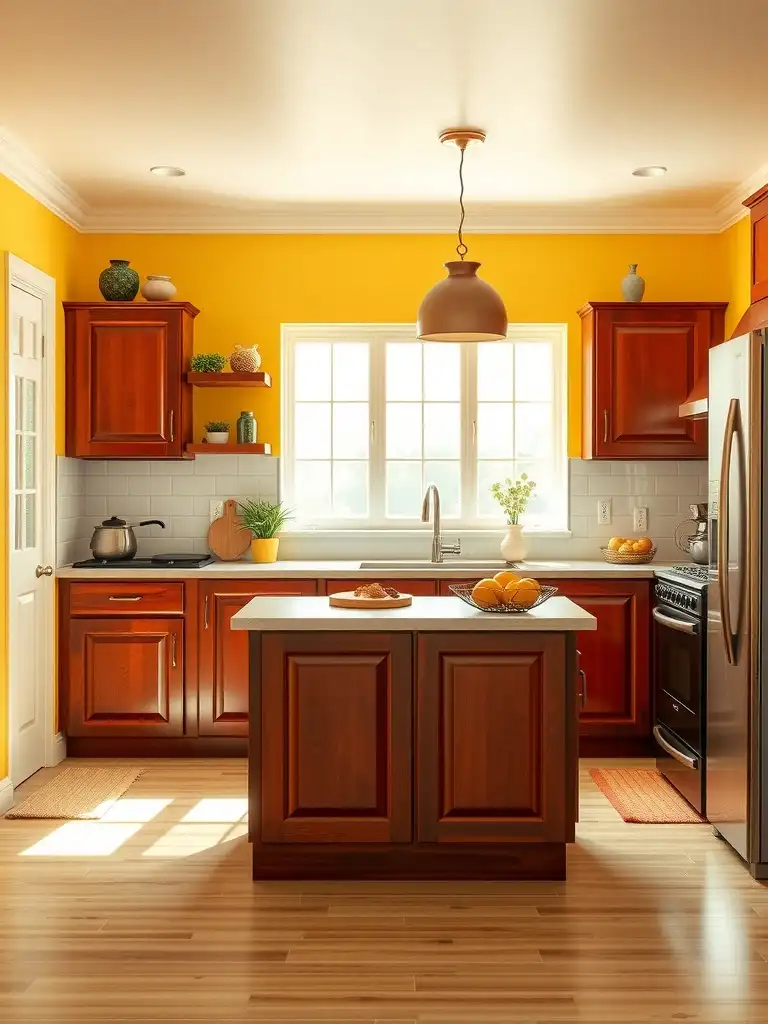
[632, 165, 667, 178]
[150, 166, 186, 177]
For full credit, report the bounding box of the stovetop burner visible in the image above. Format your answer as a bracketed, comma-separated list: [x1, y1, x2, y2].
[669, 564, 708, 582]
[72, 553, 214, 569]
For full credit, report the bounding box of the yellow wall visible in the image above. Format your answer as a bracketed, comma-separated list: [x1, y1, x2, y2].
[0, 173, 78, 775]
[73, 233, 729, 457]
[723, 214, 752, 337]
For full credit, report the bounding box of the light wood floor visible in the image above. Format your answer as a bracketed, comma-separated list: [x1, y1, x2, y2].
[0, 758, 766, 1022]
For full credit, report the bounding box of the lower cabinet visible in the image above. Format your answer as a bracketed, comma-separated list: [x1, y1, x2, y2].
[67, 617, 184, 737]
[197, 580, 317, 737]
[260, 632, 412, 843]
[550, 579, 651, 741]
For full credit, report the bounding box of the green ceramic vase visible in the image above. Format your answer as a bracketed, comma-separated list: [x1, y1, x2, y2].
[98, 259, 140, 301]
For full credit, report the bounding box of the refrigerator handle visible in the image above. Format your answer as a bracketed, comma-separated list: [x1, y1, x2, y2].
[718, 398, 739, 667]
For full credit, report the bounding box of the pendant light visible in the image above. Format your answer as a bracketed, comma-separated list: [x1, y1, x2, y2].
[417, 128, 507, 342]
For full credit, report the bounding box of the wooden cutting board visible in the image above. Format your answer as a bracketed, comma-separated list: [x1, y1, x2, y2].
[329, 591, 413, 609]
[207, 499, 250, 561]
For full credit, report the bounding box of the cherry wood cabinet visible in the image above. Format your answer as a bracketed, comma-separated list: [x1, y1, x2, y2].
[550, 579, 651, 742]
[416, 633, 573, 844]
[66, 618, 184, 738]
[258, 632, 412, 843]
[579, 302, 726, 459]
[64, 302, 198, 458]
[197, 580, 317, 738]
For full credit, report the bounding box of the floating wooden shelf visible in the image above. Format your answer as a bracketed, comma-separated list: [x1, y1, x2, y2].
[185, 442, 272, 456]
[187, 372, 272, 388]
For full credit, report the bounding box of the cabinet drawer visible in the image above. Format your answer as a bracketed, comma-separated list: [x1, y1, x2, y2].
[68, 582, 184, 616]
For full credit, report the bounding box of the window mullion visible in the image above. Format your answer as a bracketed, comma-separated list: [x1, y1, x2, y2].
[369, 337, 386, 523]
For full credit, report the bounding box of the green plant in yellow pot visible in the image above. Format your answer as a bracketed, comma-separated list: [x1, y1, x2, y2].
[238, 499, 293, 563]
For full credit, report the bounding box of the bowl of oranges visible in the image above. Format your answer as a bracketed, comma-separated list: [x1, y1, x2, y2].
[601, 536, 656, 564]
[450, 570, 557, 614]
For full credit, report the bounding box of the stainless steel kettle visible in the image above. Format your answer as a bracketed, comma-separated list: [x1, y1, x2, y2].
[90, 516, 166, 561]
[674, 502, 709, 565]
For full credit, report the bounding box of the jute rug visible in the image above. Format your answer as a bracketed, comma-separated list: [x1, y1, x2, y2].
[5, 764, 146, 820]
[589, 767, 704, 824]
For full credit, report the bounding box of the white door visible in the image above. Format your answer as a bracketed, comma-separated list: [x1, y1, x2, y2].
[9, 276, 53, 786]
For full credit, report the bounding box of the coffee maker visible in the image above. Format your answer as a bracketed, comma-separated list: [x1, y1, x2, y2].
[675, 502, 709, 564]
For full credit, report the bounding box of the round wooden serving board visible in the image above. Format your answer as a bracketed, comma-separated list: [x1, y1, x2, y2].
[329, 591, 413, 609]
[207, 499, 251, 561]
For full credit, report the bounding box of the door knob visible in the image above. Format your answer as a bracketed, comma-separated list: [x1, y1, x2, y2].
[35, 565, 53, 578]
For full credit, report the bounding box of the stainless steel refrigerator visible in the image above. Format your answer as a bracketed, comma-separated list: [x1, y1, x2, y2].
[707, 330, 768, 876]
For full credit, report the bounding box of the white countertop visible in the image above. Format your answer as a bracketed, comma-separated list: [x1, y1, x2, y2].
[230, 595, 597, 632]
[56, 558, 671, 581]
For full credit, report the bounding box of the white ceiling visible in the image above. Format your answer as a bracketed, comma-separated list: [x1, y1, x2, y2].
[0, 0, 766, 232]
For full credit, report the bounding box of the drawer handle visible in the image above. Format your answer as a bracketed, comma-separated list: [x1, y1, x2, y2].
[653, 725, 698, 770]
[578, 668, 588, 709]
[108, 595, 143, 602]
[603, 408, 609, 444]
[171, 632, 177, 669]
[204, 594, 209, 629]
[169, 409, 175, 443]
[652, 607, 698, 635]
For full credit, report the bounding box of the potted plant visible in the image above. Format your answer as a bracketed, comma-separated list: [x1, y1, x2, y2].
[191, 352, 228, 373]
[238, 499, 293, 563]
[490, 473, 537, 561]
[205, 420, 230, 444]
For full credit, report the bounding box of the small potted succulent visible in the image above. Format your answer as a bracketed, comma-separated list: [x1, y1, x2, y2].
[204, 420, 230, 444]
[490, 473, 537, 561]
[238, 499, 293, 563]
[191, 352, 228, 373]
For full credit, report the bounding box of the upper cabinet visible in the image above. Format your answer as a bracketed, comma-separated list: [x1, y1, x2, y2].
[64, 302, 199, 458]
[579, 302, 726, 459]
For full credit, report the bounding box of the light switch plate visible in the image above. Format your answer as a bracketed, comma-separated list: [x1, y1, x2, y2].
[597, 498, 611, 525]
[210, 499, 224, 524]
[634, 506, 648, 532]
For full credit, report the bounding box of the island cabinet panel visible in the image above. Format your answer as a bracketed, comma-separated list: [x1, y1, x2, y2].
[259, 633, 412, 843]
[66, 618, 184, 737]
[197, 580, 317, 737]
[64, 302, 198, 459]
[550, 580, 651, 741]
[579, 302, 725, 459]
[416, 633, 570, 843]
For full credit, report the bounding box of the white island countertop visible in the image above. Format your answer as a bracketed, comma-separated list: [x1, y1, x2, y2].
[230, 595, 597, 632]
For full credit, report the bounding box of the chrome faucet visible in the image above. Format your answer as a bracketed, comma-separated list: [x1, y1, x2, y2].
[421, 484, 461, 563]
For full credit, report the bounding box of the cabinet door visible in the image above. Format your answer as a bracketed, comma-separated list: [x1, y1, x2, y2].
[67, 618, 184, 737]
[416, 632, 569, 843]
[552, 580, 651, 739]
[582, 304, 724, 459]
[198, 580, 317, 737]
[260, 632, 412, 843]
[65, 305, 188, 458]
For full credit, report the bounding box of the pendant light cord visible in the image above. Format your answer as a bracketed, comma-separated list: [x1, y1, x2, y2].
[456, 144, 468, 260]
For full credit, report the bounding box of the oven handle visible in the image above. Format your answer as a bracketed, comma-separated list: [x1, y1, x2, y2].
[652, 606, 698, 635]
[653, 725, 698, 770]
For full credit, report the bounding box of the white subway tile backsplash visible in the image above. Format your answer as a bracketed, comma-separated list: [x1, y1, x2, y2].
[171, 476, 220, 496]
[149, 495, 197, 517]
[169, 516, 211, 538]
[194, 455, 239, 475]
[112, 495, 152, 517]
[151, 460, 195, 476]
[84, 495, 108, 517]
[129, 476, 172, 496]
[86, 475, 127, 496]
[214, 476, 265, 496]
[83, 461, 107, 476]
[238, 455, 280, 476]
[108, 461, 150, 475]
[677, 460, 708, 475]
[569, 475, 589, 495]
[656, 475, 698, 496]
[587, 475, 655, 496]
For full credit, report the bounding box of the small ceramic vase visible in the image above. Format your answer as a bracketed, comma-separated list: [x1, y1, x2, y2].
[141, 275, 177, 301]
[500, 524, 527, 562]
[621, 264, 646, 302]
[98, 259, 139, 301]
[205, 431, 229, 445]
[229, 344, 262, 372]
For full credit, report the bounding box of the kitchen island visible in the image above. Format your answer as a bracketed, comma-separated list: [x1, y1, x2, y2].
[231, 595, 596, 881]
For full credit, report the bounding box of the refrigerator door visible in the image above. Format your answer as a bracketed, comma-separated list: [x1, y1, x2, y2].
[707, 334, 757, 860]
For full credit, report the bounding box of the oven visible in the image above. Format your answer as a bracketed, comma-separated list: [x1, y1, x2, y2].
[653, 570, 707, 816]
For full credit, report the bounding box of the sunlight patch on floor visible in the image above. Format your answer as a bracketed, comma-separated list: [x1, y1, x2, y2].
[141, 823, 236, 857]
[21, 822, 142, 856]
[98, 798, 173, 822]
[181, 798, 248, 823]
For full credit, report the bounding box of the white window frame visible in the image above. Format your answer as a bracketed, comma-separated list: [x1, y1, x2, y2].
[281, 322, 568, 532]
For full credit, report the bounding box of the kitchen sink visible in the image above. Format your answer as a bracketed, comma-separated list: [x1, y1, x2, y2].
[359, 560, 515, 571]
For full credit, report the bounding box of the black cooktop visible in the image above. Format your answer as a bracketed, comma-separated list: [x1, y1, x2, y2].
[73, 553, 214, 569]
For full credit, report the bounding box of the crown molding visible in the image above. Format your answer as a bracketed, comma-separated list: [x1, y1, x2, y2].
[0, 128, 87, 229]
[81, 200, 726, 235]
[0, 124, 763, 236]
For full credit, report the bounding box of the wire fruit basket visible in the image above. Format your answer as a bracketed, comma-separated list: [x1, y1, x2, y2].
[600, 546, 657, 565]
[449, 581, 559, 614]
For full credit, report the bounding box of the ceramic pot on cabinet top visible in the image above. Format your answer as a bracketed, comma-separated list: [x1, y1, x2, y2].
[98, 260, 140, 301]
[141, 275, 177, 301]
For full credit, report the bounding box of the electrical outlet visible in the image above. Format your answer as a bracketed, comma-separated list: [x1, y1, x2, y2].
[634, 506, 648, 532]
[597, 498, 612, 525]
[210, 499, 224, 524]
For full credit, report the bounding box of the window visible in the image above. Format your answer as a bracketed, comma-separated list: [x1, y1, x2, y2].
[281, 323, 567, 530]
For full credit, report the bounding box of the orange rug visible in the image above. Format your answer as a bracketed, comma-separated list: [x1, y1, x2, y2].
[589, 768, 705, 824]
